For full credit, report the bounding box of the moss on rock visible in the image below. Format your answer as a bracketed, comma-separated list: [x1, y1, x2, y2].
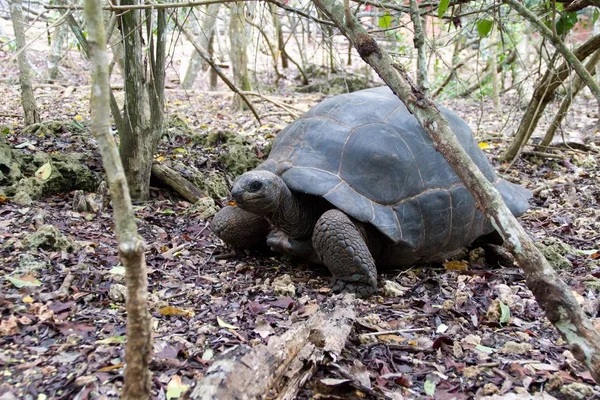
[23, 225, 78, 253]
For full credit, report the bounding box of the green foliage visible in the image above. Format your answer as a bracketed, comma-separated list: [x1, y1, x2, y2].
[477, 19, 494, 38]
[555, 11, 578, 35]
[438, 0, 450, 18]
[378, 12, 392, 29]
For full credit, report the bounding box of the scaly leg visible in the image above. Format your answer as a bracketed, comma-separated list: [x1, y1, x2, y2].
[312, 210, 377, 297]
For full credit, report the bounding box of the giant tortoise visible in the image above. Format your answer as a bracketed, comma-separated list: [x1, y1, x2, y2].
[211, 87, 531, 297]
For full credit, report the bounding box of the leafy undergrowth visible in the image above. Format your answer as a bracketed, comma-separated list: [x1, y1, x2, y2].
[1, 69, 600, 399]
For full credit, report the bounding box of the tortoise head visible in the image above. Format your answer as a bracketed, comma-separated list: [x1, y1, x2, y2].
[231, 170, 286, 216]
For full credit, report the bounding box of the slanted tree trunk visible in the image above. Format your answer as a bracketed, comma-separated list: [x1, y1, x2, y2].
[182, 4, 221, 90]
[82, 1, 151, 399]
[409, 0, 428, 95]
[312, 0, 600, 383]
[490, 26, 500, 111]
[541, 49, 600, 147]
[229, 2, 252, 111]
[10, 0, 40, 125]
[47, 23, 67, 81]
[501, 34, 600, 162]
[118, 1, 166, 200]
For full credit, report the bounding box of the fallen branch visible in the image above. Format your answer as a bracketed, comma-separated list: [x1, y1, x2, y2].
[151, 163, 204, 203]
[189, 294, 356, 399]
[312, 0, 600, 383]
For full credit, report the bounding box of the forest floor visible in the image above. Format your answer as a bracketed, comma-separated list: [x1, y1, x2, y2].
[1, 49, 600, 400]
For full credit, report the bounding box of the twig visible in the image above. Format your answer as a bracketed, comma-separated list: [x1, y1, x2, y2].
[361, 328, 430, 336]
[172, 14, 262, 124]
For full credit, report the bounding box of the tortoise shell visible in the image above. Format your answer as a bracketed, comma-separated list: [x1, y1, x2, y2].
[257, 87, 530, 257]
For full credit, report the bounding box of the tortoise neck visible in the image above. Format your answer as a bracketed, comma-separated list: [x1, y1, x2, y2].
[269, 185, 317, 239]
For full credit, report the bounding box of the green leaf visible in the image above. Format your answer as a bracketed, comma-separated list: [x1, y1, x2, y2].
[477, 19, 494, 38]
[96, 336, 127, 344]
[556, 11, 578, 35]
[499, 301, 511, 324]
[166, 375, 189, 399]
[592, 9, 599, 25]
[378, 12, 392, 29]
[109, 266, 126, 275]
[424, 379, 436, 396]
[475, 344, 495, 354]
[438, 0, 450, 19]
[7, 275, 42, 288]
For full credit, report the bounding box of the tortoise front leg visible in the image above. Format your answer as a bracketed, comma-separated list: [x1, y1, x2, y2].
[312, 210, 378, 298]
[211, 206, 271, 249]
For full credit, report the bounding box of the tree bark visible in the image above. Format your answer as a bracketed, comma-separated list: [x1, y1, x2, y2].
[47, 23, 67, 81]
[490, 25, 500, 111]
[189, 294, 355, 399]
[151, 163, 204, 203]
[82, 1, 152, 399]
[10, 0, 41, 126]
[271, 4, 289, 69]
[312, 0, 600, 383]
[229, 2, 252, 111]
[118, 0, 166, 201]
[501, 34, 600, 162]
[181, 4, 221, 89]
[409, 0, 428, 95]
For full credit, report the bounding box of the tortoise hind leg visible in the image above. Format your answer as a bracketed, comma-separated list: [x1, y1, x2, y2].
[312, 210, 377, 298]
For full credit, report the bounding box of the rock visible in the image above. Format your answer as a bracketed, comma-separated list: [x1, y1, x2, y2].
[273, 274, 296, 297]
[560, 382, 598, 399]
[191, 197, 219, 219]
[218, 134, 263, 177]
[190, 170, 231, 201]
[22, 225, 78, 252]
[481, 382, 499, 395]
[109, 283, 128, 302]
[494, 284, 522, 310]
[462, 366, 481, 378]
[17, 253, 49, 273]
[499, 341, 533, 355]
[382, 280, 406, 297]
[12, 190, 32, 206]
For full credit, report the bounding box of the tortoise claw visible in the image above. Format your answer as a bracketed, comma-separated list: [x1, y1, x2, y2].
[331, 278, 377, 298]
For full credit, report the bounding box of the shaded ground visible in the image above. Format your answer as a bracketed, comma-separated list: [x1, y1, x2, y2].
[1, 49, 600, 400]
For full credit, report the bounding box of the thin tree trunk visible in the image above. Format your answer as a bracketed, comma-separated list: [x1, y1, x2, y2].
[118, 1, 166, 201]
[490, 26, 500, 111]
[208, 34, 218, 90]
[312, 0, 600, 383]
[10, 0, 41, 125]
[182, 4, 221, 89]
[47, 23, 67, 81]
[229, 2, 252, 111]
[501, 34, 600, 162]
[82, 1, 151, 400]
[541, 49, 600, 147]
[409, 0, 428, 95]
[271, 4, 289, 69]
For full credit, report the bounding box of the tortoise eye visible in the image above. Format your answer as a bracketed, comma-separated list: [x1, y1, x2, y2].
[249, 181, 262, 192]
